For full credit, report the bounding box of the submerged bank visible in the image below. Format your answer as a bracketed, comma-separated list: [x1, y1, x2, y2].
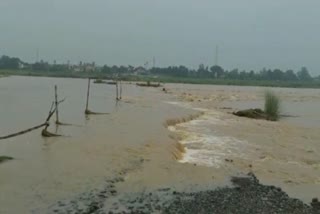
[49, 173, 319, 214]
[166, 84, 320, 203]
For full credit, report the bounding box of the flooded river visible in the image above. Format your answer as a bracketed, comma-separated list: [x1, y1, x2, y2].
[167, 84, 320, 203]
[0, 76, 193, 213]
[0, 76, 319, 213]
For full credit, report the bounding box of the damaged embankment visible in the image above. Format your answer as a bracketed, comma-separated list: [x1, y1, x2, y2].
[50, 173, 320, 213]
[164, 112, 204, 160]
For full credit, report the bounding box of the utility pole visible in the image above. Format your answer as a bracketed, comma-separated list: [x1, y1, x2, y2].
[153, 57, 156, 68]
[36, 48, 39, 63]
[215, 45, 219, 66]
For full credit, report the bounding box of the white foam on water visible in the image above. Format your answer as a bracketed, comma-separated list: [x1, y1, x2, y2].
[166, 101, 247, 168]
[165, 101, 209, 112]
[177, 112, 227, 134]
[165, 101, 191, 109]
[179, 133, 247, 168]
[167, 126, 176, 132]
[180, 148, 223, 168]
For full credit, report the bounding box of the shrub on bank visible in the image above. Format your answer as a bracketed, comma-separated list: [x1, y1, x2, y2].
[264, 91, 280, 121]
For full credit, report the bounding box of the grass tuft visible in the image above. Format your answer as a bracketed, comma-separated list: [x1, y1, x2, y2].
[0, 156, 13, 163]
[264, 91, 280, 121]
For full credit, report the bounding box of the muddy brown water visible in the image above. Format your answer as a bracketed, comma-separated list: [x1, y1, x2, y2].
[167, 83, 320, 203]
[0, 77, 320, 213]
[0, 76, 195, 213]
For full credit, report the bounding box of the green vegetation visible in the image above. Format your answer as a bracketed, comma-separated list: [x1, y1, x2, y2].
[93, 79, 106, 84]
[264, 91, 280, 121]
[0, 156, 13, 163]
[1, 54, 320, 88]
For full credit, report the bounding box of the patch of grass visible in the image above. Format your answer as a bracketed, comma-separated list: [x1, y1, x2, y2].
[264, 91, 280, 121]
[0, 156, 14, 163]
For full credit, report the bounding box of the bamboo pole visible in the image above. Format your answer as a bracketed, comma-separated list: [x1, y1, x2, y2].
[119, 80, 122, 100]
[116, 81, 119, 100]
[0, 100, 64, 140]
[54, 85, 60, 124]
[0, 123, 47, 140]
[85, 78, 91, 114]
[42, 102, 61, 137]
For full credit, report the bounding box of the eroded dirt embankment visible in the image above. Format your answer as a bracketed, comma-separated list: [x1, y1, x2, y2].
[165, 84, 320, 203]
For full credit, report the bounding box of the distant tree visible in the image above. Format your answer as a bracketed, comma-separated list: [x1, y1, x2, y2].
[176, 65, 189, 77]
[128, 65, 134, 72]
[284, 69, 297, 81]
[297, 67, 312, 81]
[248, 70, 255, 79]
[32, 60, 49, 71]
[198, 64, 209, 77]
[101, 65, 111, 73]
[49, 64, 68, 72]
[239, 70, 248, 80]
[0, 55, 21, 69]
[272, 69, 285, 81]
[259, 68, 269, 80]
[227, 69, 239, 79]
[118, 66, 128, 73]
[110, 65, 119, 74]
[210, 65, 224, 78]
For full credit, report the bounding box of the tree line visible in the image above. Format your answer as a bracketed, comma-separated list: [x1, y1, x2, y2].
[102, 64, 317, 82]
[148, 65, 315, 81]
[1, 55, 319, 81]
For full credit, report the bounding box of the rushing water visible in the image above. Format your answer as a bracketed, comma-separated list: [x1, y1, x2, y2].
[166, 84, 320, 202]
[1, 77, 319, 213]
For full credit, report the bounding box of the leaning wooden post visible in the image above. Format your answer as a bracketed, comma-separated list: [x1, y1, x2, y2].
[42, 102, 62, 137]
[85, 78, 91, 114]
[54, 85, 60, 124]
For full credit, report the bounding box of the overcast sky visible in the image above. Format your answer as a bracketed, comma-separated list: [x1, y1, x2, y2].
[0, 0, 319, 74]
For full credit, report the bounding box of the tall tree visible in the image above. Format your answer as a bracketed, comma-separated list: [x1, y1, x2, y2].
[0, 55, 21, 69]
[297, 67, 312, 81]
[210, 65, 224, 78]
[284, 69, 297, 81]
[228, 69, 239, 79]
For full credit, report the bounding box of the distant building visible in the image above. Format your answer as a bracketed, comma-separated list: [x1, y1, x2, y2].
[72, 62, 96, 72]
[82, 63, 94, 72]
[18, 62, 25, 69]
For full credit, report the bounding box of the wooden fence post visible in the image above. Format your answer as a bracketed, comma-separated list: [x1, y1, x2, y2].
[119, 80, 122, 100]
[54, 85, 60, 124]
[116, 81, 119, 100]
[85, 78, 91, 113]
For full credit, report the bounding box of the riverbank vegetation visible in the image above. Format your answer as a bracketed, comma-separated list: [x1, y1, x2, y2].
[264, 91, 280, 121]
[233, 91, 281, 121]
[1, 55, 320, 88]
[0, 156, 13, 163]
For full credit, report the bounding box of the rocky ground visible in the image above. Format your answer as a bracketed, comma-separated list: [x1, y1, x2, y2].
[48, 173, 319, 214]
